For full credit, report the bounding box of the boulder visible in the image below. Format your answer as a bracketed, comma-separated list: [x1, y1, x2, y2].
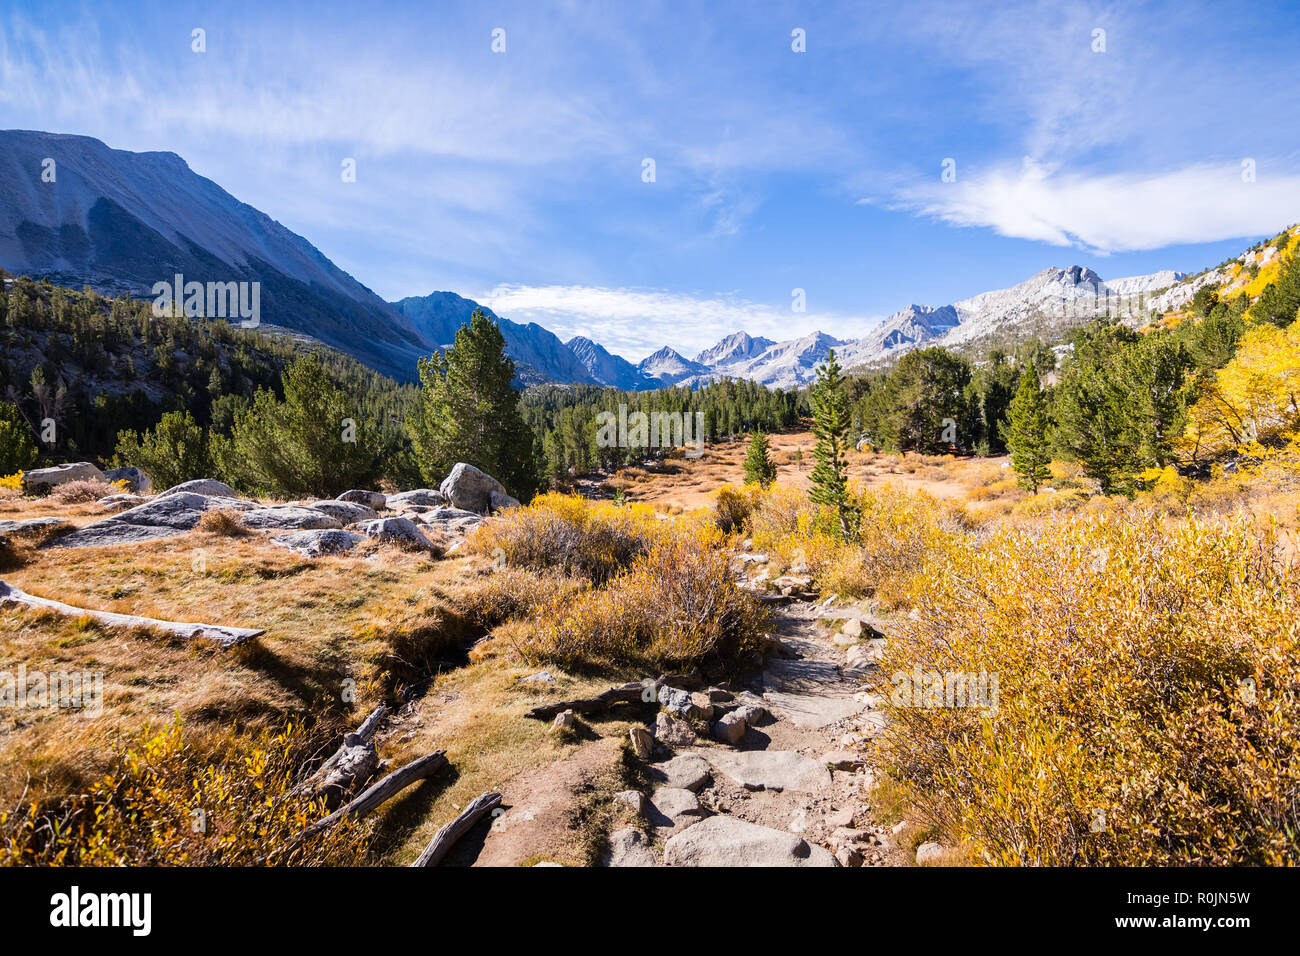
[385, 489, 445, 511]
[519, 670, 556, 684]
[646, 788, 703, 830]
[337, 489, 386, 509]
[239, 506, 342, 531]
[711, 711, 747, 745]
[439, 462, 509, 514]
[550, 709, 575, 734]
[652, 753, 711, 792]
[307, 500, 378, 525]
[702, 750, 832, 793]
[46, 493, 211, 548]
[915, 842, 947, 866]
[604, 828, 658, 868]
[103, 466, 152, 494]
[22, 462, 105, 493]
[353, 516, 438, 552]
[271, 529, 365, 557]
[0, 516, 72, 538]
[658, 686, 711, 720]
[489, 489, 521, 511]
[158, 478, 237, 499]
[629, 726, 655, 759]
[614, 790, 646, 815]
[654, 711, 695, 748]
[663, 816, 837, 867]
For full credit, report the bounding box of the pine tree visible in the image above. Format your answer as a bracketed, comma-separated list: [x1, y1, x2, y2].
[0, 401, 38, 475]
[743, 429, 777, 488]
[408, 309, 539, 500]
[1005, 360, 1052, 493]
[213, 356, 380, 497]
[114, 409, 212, 491]
[809, 349, 856, 538]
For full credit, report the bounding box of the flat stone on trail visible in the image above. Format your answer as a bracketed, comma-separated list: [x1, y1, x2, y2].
[663, 816, 836, 867]
[703, 750, 832, 793]
[605, 828, 658, 867]
[271, 529, 365, 557]
[651, 753, 711, 792]
[646, 787, 703, 830]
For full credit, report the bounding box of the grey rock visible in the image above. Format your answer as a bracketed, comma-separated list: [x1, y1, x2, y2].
[489, 489, 521, 511]
[628, 726, 655, 759]
[239, 506, 343, 531]
[157, 478, 237, 498]
[614, 790, 647, 815]
[647, 787, 703, 830]
[605, 828, 658, 867]
[353, 516, 437, 551]
[519, 670, 556, 684]
[703, 750, 832, 793]
[439, 462, 509, 514]
[103, 466, 152, 493]
[308, 500, 378, 524]
[654, 711, 695, 748]
[337, 489, 387, 509]
[271, 529, 365, 557]
[915, 842, 947, 866]
[0, 516, 72, 537]
[711, 711, 747, 745]
[385, 489, 444, 510]
[550, 709, 575, 733]
[706, 687, 735, 703]
[653, 753, 711, 792]
[663, 816, 837, 867]
[22, 462, 105, 492]
[733, 703, 768, 726]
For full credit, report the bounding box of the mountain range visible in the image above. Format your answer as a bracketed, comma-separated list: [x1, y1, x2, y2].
[1, 130, 1192, 390]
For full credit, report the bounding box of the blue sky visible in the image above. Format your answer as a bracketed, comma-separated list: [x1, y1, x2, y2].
[3, 0, 1299, 360]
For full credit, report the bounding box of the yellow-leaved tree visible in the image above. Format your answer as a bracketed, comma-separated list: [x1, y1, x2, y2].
[1180, 321, 1300, 460]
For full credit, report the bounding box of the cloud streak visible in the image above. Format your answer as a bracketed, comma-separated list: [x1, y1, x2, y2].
[888, 160, 1300, 253]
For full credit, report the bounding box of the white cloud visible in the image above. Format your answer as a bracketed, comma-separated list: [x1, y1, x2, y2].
[478, 284, 880, 361]
[888, 160, 1300, 253]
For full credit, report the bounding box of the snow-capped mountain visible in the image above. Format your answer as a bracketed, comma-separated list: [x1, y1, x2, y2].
[0, 130, 426, 380]
[567, 336, 652, 390]
[693, 331, 775, 367]
[637, 346, 711, 387]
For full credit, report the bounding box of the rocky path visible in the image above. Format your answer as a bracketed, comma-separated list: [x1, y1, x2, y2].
[605, 592, 901, 868]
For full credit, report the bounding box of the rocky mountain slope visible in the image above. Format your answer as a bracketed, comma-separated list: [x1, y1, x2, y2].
[0, 130, 427, 380]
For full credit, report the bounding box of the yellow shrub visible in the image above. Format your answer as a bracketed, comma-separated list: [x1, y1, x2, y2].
[712, 484, 760, 535]
[0, 472, 22, 491]
[519, 525, 768, 672]
[879, 511, 1300, 865]
[469, 492, 665, 584]
[0, 718, 366, 866]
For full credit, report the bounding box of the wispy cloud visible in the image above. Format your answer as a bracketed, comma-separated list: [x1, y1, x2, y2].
[888, 159, 1300, 253]
[478, 284, 880, 360]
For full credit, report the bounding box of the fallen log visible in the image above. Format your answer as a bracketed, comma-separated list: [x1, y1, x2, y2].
[0, 579, 264, 648]
[525, 678, 663, 721]
[298, 704, 389, 806]
[411, 791, 502, 867]
[287, 750, 448, 849]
